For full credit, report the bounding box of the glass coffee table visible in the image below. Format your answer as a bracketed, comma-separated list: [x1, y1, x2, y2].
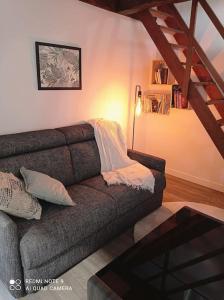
[87, 207, 224, 300]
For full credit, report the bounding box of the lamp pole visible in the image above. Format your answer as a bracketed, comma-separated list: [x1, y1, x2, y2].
[132, 85, 142, 150]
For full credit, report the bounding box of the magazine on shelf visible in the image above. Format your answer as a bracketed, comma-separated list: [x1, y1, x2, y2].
[143, 94, 171, 115]
[155, 67, 169, 84]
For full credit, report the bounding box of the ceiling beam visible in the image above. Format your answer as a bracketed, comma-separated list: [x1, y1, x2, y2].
[79, 0, 117, 12]
[118, 0, 191, 16]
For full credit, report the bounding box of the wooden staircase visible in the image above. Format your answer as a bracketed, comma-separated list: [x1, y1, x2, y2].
[80, 0, 224, 158]
[122, 1, 224, 159]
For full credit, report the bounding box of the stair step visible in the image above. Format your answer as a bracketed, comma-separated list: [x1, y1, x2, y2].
[159, 25, 185, 35]
[206, 100, 224, 105]
[217, 119, 224, 126]
[193, 81, 215, 86]
[181, 62, 203, 67]
[149, 9, 173, 19]
[170, 43, 187, 50]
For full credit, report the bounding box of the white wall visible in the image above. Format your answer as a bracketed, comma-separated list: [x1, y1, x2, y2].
[1, 0, 223, 192]
[133, 0, 224, 192]
[0, 0, 153, 135]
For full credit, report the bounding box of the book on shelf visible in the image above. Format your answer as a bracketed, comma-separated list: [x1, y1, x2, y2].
[172, 85, 191, 109]
[152, 61, 169, 84]
[155, 67, 168, 84]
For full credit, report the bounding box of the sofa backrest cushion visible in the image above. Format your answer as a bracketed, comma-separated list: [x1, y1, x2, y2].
[0, 130, 75, 186]
[0, 124, 101, 186]
[57, 125, 101, 183]
[57, 124, 94, 144]
[69, 141, 101, 182]
[0, 129, 66, 158]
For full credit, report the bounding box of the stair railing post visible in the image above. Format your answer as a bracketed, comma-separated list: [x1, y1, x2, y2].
[198, 0, 224, 39]
[182, 0, 198, 107]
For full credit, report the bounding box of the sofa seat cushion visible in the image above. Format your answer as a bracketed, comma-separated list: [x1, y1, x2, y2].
[80, 169, 165, 216]
[19, 185, 116, 270]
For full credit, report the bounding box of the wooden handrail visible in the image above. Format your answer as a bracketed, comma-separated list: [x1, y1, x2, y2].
[169, 4, 224, 96]
[193, 44, 224, 95]
[198, 0, 224, 39]
[182, 0, 198, 106]
[182, 0, 224, 101]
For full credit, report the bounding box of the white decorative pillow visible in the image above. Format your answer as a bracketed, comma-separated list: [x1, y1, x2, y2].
[20, 167, 75, 206]
[0, 171, 41, 220]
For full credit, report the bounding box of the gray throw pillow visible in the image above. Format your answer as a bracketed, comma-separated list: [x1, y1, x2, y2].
[20, 167, 75, 206]
[0, 171, 41, 220]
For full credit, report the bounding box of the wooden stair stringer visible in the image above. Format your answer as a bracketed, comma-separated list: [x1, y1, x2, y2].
[159, 4, 224, 118]
[134, 9, 224, 158]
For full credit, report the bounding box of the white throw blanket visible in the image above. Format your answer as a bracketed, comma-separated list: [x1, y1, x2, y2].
[88, 119, 155, 192]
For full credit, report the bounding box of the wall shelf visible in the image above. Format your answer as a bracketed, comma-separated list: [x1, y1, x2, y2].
[143, 60, 190, 114]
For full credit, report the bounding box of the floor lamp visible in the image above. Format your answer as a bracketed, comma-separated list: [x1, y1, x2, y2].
[132, 85, 142, 150]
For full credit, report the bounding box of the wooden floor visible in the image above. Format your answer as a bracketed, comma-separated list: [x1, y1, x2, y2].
[164, 174, 224, 209]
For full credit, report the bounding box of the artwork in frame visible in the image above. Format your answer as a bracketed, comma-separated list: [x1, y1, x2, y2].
[35, 42, 82, 90]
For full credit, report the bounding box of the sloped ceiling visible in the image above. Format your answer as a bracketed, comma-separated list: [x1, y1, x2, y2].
[79, 0, 190, 12]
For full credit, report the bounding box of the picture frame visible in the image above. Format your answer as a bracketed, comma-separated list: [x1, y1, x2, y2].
[35, 42, 82, 90]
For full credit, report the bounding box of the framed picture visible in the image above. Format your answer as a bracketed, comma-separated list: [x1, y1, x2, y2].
[35, 42, 82, 90]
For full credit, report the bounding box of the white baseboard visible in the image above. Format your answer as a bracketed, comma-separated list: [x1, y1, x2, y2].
[166, 168, 224, 193]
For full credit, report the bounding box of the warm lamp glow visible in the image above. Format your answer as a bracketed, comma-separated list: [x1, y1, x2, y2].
[135, 95, 142, 116]
[92, 83, 128, 129]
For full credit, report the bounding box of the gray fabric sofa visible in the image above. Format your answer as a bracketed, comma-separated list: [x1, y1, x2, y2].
[0, 124, 166, 298]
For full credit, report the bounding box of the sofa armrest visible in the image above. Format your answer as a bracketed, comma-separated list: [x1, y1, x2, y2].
[127, 149, 166, 173]
[0, 211, 24, 298]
